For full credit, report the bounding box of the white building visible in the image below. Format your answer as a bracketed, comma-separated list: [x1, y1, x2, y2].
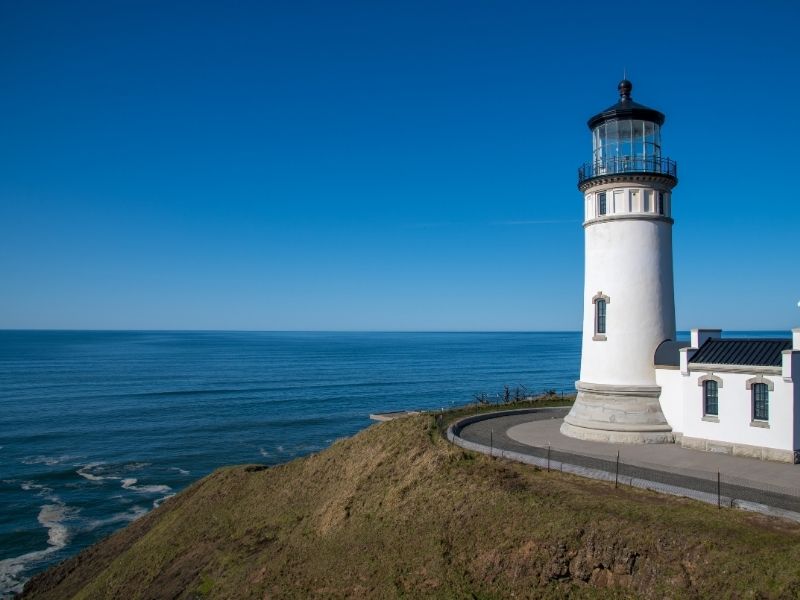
[656, 329, 800, 462]
[561, 80, 800, 463]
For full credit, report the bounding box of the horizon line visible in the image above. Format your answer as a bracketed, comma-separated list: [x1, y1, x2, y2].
[0, 328, 793, 334]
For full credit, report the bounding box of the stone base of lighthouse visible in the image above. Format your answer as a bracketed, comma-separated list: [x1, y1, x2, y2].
[560, 381, 674, 444]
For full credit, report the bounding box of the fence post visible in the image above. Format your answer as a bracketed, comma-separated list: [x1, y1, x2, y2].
[490, 429, 493, 459]
[717, 471, 721, 509]
[547, 444, 551, 472]
[615, 451, 619, 489]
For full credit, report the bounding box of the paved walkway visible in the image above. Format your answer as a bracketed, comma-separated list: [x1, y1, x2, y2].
[457, 409, 800, 494]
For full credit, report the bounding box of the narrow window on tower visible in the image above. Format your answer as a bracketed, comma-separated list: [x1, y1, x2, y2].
[592, 293, 609, 340]
[657, 192, 665, 215]
[594, 300, 606, 337]
[596, 300, 606, 334]
[643, 190, 651, 212]
[598, 192, 607, 216]
[703, 380, 718, 417]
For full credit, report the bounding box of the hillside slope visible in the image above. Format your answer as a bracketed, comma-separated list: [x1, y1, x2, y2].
[21, 413, 800, 599]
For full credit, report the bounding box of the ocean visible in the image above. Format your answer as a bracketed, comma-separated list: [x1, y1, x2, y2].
[0, 330, 581, 596]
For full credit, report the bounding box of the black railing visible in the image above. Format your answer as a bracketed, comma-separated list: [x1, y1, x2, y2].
[578, 156, 677, 184]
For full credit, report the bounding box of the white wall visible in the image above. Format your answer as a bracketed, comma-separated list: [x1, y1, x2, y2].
[794, 374, 800, 452]
[674, 369, 795, 452]
[789, 350, 800, 450]
[655, 367, 684, 431]
[580, 215, 675, 386]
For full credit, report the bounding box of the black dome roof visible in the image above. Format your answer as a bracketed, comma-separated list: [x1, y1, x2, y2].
[587, 80, 665, 129]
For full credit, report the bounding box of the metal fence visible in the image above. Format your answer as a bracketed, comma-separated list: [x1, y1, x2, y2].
[523, 444, 800, 514]
[442, 408, 800, 518]
[578, 156, 677, 184]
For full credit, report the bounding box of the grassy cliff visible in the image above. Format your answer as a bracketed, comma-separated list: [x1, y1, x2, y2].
[21, 409, 800, 599]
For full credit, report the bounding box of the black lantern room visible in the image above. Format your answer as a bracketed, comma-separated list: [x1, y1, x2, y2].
[578, 80, 677, 185]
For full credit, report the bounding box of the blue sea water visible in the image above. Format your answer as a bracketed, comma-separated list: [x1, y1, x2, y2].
[0, 330, 581, 596]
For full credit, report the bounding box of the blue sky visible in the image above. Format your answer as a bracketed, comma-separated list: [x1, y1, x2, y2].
[1, 0, 798, 331]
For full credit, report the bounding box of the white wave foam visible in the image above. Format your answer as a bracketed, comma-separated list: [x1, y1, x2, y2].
[76, 462, 119, 482]
[136, 484, 171, 494]
[120, 478, 172, 495]
[169, 467, 190, 475]
[259, 448, 270, 458]
[0, 489, 76, 597]
[276, 445, 285, 453]
[153, 494, 176, 508]
[120, 478, 137, 489]
[39, 504, 71, 548]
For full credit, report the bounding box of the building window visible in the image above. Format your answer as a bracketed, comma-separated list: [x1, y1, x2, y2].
[595, 299, 606, 335]
[752, 383, 769, 421]
[703, 380, 718, 416]
[598, 192, 607, 216]
[591, 293, 609, 340]
[657, 192, 665, 215]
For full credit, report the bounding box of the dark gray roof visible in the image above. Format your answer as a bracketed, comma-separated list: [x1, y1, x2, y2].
[654, 340, 690, 367]
[689, 339, 791, 367]
[587, 80, 666, 129]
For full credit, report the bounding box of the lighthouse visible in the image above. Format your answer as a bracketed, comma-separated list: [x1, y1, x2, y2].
[561, 80, 678, 444]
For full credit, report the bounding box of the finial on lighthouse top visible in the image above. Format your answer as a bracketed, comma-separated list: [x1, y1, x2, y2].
[587, 79, 665, 129]
[618, 79, 633, 101]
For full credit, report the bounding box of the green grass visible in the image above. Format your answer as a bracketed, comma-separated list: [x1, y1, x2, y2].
[22, 401, 800, 599]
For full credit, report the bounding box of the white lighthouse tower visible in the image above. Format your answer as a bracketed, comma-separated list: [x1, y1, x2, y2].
[561, 80, 678, 444]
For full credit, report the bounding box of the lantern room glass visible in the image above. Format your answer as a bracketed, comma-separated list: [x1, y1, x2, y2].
[592, 119, 661, 171]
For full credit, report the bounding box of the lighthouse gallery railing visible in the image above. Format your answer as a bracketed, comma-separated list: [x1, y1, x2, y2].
[578, 156, 677, 184]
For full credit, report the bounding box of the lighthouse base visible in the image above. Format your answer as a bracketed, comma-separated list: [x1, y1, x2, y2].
[560, 381, 674, 444]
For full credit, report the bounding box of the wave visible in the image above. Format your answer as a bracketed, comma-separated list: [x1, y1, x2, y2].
[169, 467, 190, 476]
[0, 483, 77, 598]
[153, 494, 176, 508]
[76, 462, 117, 482]
[76, 461, 150, 483]
[21, 454, 82, 466]
[120, 478, 172, 495]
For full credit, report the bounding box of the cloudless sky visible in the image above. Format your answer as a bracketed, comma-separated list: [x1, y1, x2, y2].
[1, 0, 798, 331]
